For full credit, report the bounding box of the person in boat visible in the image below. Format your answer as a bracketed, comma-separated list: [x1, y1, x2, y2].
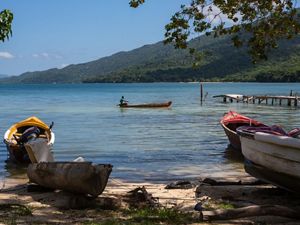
[119, 96, 128, 106]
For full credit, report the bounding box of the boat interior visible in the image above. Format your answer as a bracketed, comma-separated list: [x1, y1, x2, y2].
[225, 122, 250, 132]
[13, 126, 48, 140]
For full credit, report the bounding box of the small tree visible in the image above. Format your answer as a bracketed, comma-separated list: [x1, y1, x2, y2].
[130, 0, 300, 62]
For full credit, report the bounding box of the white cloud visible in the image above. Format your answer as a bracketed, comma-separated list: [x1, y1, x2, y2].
[32, 52, 63, 59]
[0, 52, 14, 59]
[41, 52, 49, 58]
[59, 63, 69, 69]
[202, 4, 240, 27]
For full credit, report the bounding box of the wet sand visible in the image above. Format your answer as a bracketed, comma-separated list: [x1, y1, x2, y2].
[1, 172, 300, 225]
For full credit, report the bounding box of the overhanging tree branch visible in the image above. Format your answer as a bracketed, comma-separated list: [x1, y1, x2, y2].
[0, 9, 13, 42]
[129, 0, 300, 63]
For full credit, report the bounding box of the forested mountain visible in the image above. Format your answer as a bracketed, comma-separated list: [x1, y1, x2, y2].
[1, 32, 300, 83]
[0, 74, 9, 79]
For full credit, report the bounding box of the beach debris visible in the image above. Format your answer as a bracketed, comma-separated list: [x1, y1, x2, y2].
[165, 180, 198, 189]
[96, 196, 122, 210]
[27, 162, 112, 197]
[202, 205, 300, 221]
[125, 186, 160, 208]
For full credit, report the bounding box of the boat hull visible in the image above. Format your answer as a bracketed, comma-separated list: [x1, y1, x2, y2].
[221, 122, 242, 150]
[27, 162, 113, 197]
[120, 101, 172, 108]
[4, 117, 55, 164]
[220, 111, 265, 151]
[245, 159, 300, 193]
[240, 132, 300, 193]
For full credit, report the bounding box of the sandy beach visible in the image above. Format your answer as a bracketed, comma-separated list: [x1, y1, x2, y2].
[1, 171, 300, 225]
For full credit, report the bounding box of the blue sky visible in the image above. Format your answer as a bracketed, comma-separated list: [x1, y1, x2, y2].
[0, 0, 189, 75]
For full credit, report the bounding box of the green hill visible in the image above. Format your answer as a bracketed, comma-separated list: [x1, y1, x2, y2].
[2, 33, 300, 83]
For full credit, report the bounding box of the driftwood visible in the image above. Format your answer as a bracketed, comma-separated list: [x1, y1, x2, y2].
[203, 205, 300, 221]
[27, 162, 112, 197]
[202, 178, 267, 186]
[126, 186, 160, 208]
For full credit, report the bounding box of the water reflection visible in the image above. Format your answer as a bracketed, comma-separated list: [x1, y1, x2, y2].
[4, 161, 28, 179]
[223, 145, 244, 163]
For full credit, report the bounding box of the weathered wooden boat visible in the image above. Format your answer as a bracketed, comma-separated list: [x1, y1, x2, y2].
[27, 162, 113, 197]
[4, 116, 55, 164]
[220, 111, 266, 151]
[237, 126, 300, 193]
[119, 101, 172, 108]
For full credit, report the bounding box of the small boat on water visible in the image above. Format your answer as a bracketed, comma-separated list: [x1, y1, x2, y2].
[4, 116, 55, 164]
[27, 162, 112, 197]
[237, 126, 300, 193]
[220, 111, 266, 151]
[119, 101, 172, 108]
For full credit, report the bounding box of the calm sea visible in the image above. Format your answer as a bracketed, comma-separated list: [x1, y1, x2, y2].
[0, 82, 299, 182]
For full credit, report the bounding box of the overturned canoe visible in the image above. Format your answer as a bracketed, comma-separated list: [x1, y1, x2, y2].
[4, 116, 55, 164]
[27, 162, 112, 197]
[119, 101, 172, 108]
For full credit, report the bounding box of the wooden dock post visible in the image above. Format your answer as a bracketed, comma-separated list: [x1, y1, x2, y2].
[271, 98, 274, 105]
[200, 83, 203, 104]
[288, 90, 293, 106]
[295, 98, 298, 107]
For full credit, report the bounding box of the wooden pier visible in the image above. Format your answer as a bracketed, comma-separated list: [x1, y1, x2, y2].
[213, 94, 299, 107]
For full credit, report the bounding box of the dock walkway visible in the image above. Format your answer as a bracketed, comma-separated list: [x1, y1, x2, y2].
[213, 94, 299, 107]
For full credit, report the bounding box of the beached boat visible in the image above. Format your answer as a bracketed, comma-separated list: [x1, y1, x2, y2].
[27, 162, 112, 197]
[4, 116, 55, 164]
[237, 126, 300, 193]
[119, 101, 172, 108]
[220, 111, 266, 151]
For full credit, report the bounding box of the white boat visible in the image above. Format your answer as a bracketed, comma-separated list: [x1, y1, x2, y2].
[237, 126, 300, 193]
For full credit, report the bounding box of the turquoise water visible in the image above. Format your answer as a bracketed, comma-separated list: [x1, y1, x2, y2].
[0, 83, 299, 182]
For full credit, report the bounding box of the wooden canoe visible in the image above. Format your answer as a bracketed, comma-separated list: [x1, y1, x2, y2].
[119, 101, 172, 108]
[4, 116, 55, 164]
[220, 111, 266, 151]
[27, 162, 112, 197]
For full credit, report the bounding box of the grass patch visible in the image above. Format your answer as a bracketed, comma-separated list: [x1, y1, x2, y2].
[0, 204, 32, 225]
[84, 207, 196, 225]
[202, 200, 236, 210]
[0, 218, 17, 225]
[218, 202, 235, 210]
[130, 207, 193, 222]
[0, 203, 32, 216]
